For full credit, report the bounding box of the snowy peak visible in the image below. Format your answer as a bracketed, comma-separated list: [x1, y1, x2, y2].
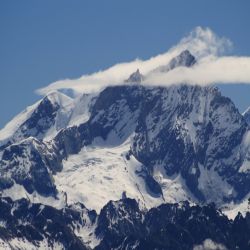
[23, 90, 74, 140]
[0, 91, 74, 147]
[125, 69, 144, 83]
[168, 49, 196, 69]
[153, 49, 196, 73]
[125, 50, 196, 84]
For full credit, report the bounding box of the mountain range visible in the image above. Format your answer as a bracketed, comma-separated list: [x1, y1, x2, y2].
[0, 50, 250, 249]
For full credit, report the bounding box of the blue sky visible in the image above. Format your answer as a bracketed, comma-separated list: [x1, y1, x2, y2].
[1, 0, 250, 128]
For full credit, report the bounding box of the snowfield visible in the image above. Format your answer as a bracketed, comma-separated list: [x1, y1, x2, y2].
[55, 137, 163, 212]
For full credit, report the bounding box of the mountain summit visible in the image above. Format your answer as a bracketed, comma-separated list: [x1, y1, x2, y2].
[152, 49, 196, 73]
[125, 69, 144, 83]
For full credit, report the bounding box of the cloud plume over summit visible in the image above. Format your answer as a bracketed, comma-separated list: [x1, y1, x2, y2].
[37, 27, 250, 95]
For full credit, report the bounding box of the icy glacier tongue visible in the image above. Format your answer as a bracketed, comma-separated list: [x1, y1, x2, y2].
[55, 137, 165, 213]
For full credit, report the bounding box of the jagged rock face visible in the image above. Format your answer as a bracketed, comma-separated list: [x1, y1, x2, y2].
[85, 84, 248, 203]
[88, 85, 142, 142]
[95, 199, 144, 249]
[94, 198, 250, 250]
[53, 123, 92, 158]
[129, 85, 248, 202]
[0, 138, 61, 196]
[141, 203, 250, 250]
[0, 197, 94, 250]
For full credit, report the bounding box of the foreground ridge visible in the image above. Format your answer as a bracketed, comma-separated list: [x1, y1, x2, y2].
[0, 197, 249, 250]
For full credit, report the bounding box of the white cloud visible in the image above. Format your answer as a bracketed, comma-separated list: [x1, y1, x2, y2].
[193, 239, 228, 250]
[145, 56, 250, 86]
[37, 26, 250, 96]
[178, 26, 232, 59]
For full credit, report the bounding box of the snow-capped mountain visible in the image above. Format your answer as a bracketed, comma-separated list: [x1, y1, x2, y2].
[1, 50, 250, 249]
[1, 82, 249, 210]
[0, 91, 74, 147]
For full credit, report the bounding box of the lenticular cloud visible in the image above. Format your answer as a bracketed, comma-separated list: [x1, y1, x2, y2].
[36, 26, 250, 95]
